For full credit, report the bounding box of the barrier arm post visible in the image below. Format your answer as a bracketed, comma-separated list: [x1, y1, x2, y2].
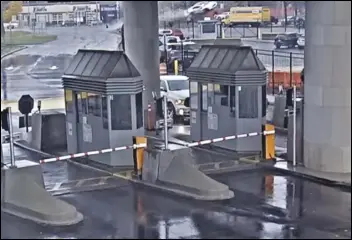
[7, 107, 16, 168]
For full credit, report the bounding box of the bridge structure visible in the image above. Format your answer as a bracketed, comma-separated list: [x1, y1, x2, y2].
[123, 1, 351, 174]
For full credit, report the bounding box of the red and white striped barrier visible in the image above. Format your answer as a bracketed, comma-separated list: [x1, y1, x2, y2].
[185, 130, 275, 148]
[38, 130, 275, 164]
[39, 143, 147, 164]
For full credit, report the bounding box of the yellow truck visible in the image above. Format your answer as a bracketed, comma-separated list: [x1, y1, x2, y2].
[222, 7, 271, 27]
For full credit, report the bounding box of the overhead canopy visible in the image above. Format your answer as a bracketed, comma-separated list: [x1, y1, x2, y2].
[62, 49, 142, 94]
[63, 49, 140, 80]
[187, 45, 267, 85]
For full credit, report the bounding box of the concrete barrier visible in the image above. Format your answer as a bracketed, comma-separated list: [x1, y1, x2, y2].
[192, 38, 242, 47]
[1, 161, 83, 226]
[260, 32, 280, 40]
[142, 139, 234, 200]
[30, 111, 67, 152]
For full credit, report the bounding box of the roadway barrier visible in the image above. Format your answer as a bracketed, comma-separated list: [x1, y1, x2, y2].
[38, 142, 147, 164]
[267, 67, 303, 89]
[30, 129, 275, 165]
[11, 128, 275, 202]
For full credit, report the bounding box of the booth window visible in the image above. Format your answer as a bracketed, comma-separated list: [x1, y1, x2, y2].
[81, 92, 88, 114]
[214, 84, 228, 106]
[136, 92, 143, 129]
[230, 86, 236, 116]
[201, 84, 208, 112]
[190, 81, 198, 109]
[102, 96, 108, 129]
[207, 84, 214, 105]
[64, 89, 73, 113]
[76, 92, 82, 123]
[88, 93, 101, 117]
[110, 95, 132, 130]
[239, 86, 258, 118]
[202, 23, 216, 34]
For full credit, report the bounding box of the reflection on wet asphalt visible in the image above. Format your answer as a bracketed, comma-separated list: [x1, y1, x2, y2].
[1, 144, 107, 185]
[1, 143, 350, 239]
[1, 169, 350, 239]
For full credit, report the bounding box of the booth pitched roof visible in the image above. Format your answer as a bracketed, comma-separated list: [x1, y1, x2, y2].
[187, 45, 266, 74]
[64, 49, 140, 80]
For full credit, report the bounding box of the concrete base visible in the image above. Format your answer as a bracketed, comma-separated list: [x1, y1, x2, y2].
[142, 145, 234, 201]
[1, 163, 83, 226]
[30, 111, 67, 152]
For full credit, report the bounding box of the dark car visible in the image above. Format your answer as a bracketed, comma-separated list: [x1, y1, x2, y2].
[274, 33, 301, 49]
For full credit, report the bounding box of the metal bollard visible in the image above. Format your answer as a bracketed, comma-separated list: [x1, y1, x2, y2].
[163, 95, 169, 150]
[293, 86, 297, 166]
[7, 107, 16, 168]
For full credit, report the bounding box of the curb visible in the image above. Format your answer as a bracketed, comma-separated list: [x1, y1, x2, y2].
[265, 164, 352, 192]
[1, 46, 27, 59]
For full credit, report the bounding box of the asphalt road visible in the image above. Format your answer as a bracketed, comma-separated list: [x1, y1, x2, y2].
[1, 143, 350, 239]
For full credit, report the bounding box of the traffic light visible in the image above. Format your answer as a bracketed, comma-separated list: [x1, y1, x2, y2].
[1, 108, 9, 132]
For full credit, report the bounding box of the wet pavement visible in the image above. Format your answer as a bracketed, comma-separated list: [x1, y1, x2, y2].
[1, 128, 350, 239]
[1, 163, 350, 239]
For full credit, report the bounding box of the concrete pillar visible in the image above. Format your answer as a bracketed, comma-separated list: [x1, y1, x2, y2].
[304, 1, 351, 173]
[123, 1, 160, 108]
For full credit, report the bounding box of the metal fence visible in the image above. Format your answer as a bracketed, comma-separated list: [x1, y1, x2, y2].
[254, 49, 304, 94]
[169, 48, 304, 94]
[160, 19, 305, 39]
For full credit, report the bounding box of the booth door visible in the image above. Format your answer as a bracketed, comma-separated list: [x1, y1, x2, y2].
[75, 92, 84, 153]
[236, 86, 262, 152]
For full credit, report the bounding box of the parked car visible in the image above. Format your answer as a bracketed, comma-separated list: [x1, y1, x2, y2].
[187, 3, 205, 14]
[274, 32, 301, 49]
[270, 16, 278, 24]
[297, 33, 305, 49]
[201, 1, 218, 11]
[4, 21, 19, 29]
[160, 75, 190, 123]
[214, 12, 230, 20]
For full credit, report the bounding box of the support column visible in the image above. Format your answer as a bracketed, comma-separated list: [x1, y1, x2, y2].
[123, 1, 160, 108]
[304, 1, 351, 173]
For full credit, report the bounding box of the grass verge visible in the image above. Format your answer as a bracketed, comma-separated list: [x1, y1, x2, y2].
[1, 31, 57, 45]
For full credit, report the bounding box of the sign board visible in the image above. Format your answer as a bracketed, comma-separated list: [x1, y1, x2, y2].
[207, 113, 218, 130]
[83, 123, 92, 143]
[18, 94, 34, 115]
[19, 115, 32, 128]
[67, 122, 73, 136]
[191, 111, 197, 124]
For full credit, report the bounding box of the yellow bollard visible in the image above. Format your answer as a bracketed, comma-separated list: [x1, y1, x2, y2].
[263, 124, 275, 160]
[132, 136, 147, 179]
[173, 60, 179, 75]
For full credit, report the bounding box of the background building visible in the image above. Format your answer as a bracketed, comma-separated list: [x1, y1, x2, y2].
[18, 1, 101, 27]
[99, 1, 118, 23]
